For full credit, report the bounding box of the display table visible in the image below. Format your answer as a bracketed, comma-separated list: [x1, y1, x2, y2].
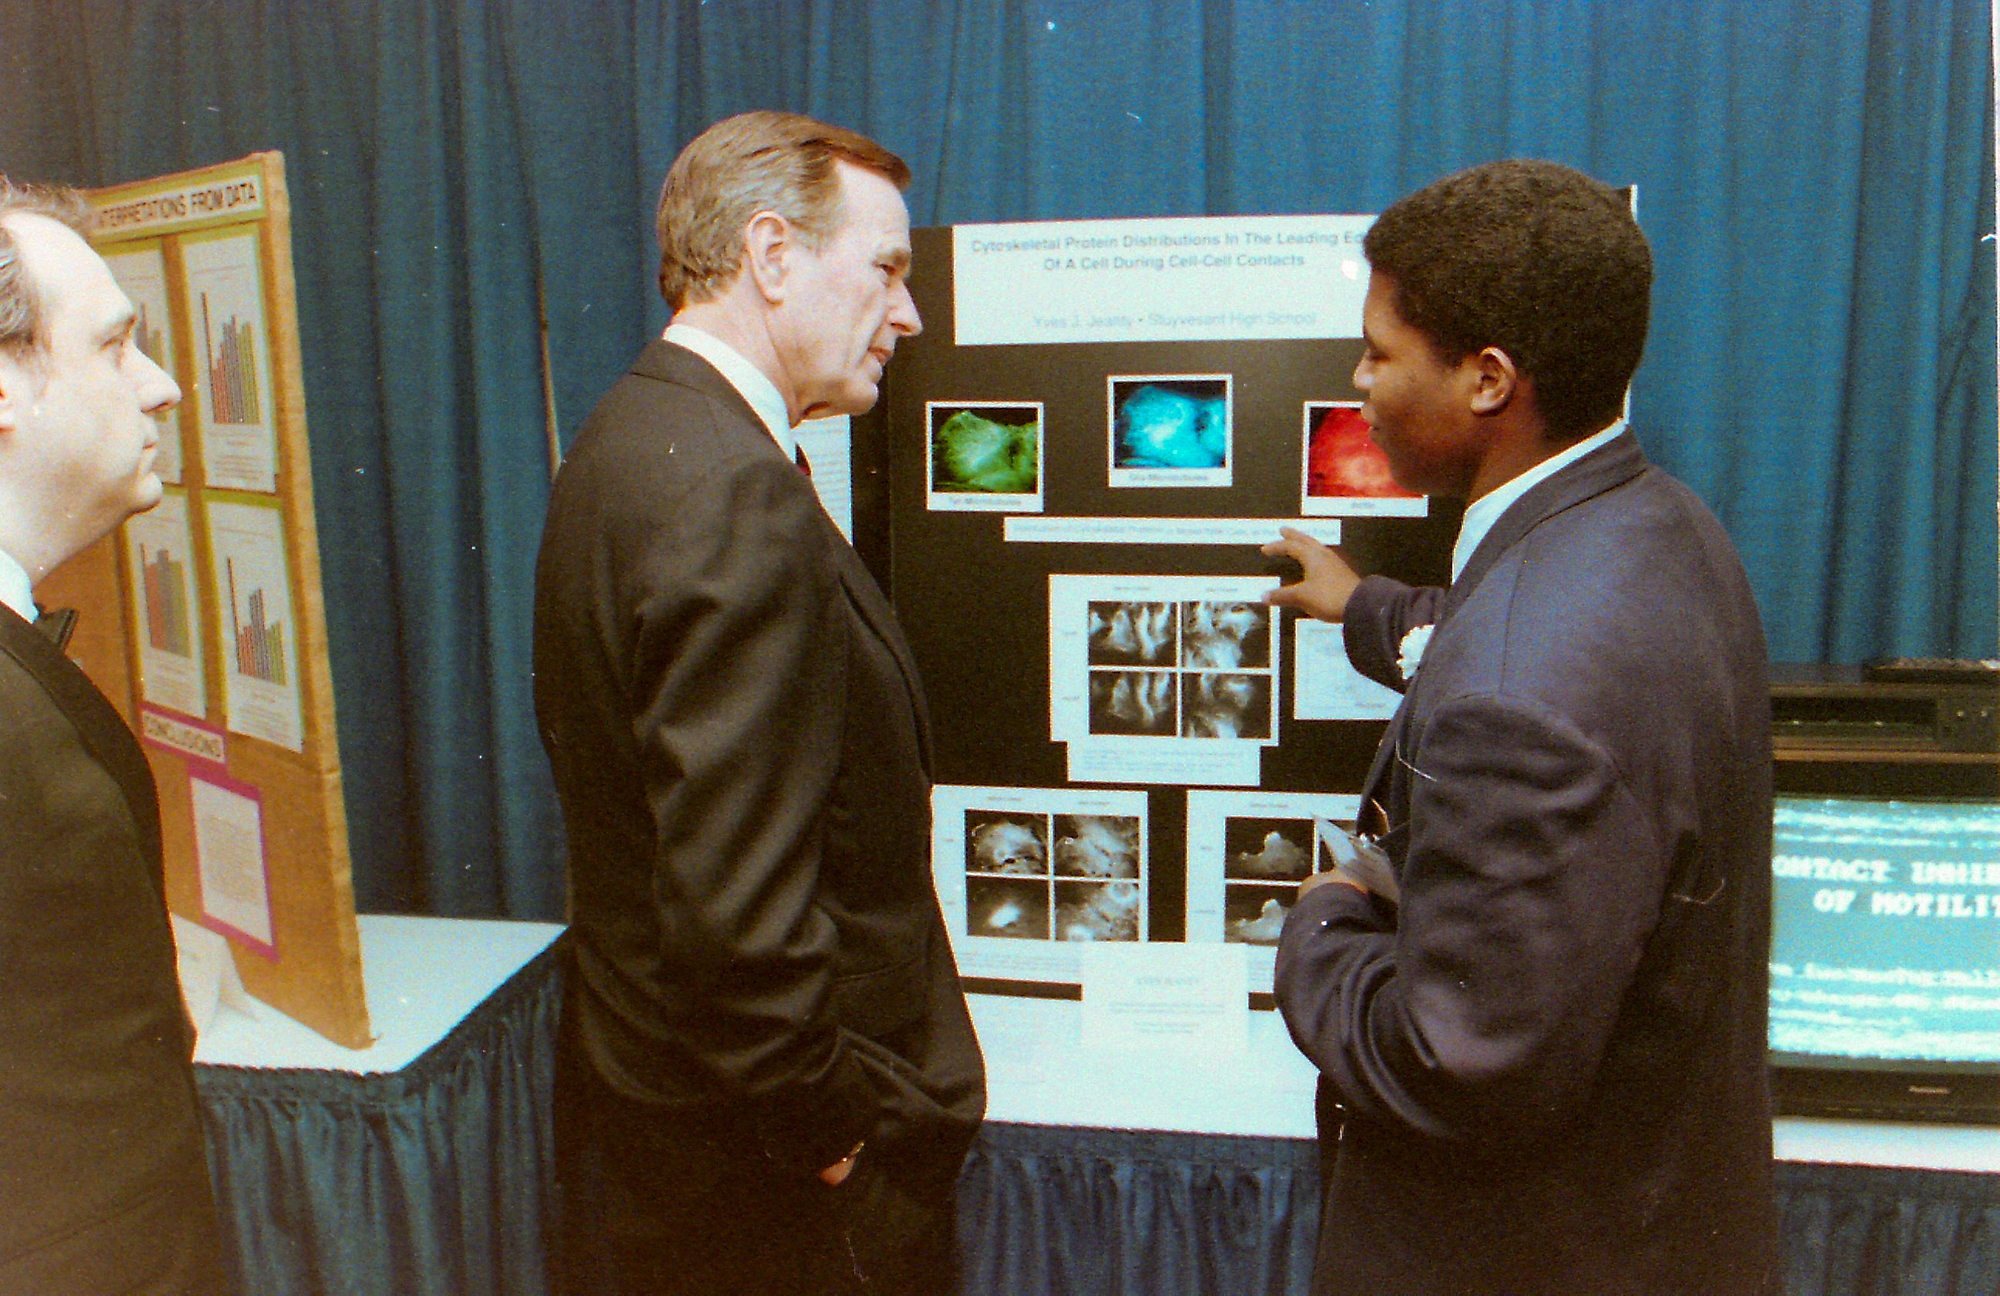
[193, 915, 563, 1296]
[962, 995, 2000, 1296]
[187, 929, 1996, 1296]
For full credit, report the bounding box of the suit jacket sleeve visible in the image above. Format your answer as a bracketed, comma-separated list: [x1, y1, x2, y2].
[626, 447, 877, 1171]
[1276, 692, 1669, 1149]
[1342, 575, 1447, 692]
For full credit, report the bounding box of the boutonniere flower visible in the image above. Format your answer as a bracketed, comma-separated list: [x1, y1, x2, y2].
[1397, 624, 1435, 681]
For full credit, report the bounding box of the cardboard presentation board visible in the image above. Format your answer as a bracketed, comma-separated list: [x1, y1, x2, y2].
[37, 153, 370, 1048]
[883, 217, 1460, 1000]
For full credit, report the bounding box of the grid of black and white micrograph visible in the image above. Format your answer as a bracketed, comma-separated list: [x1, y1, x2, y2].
[961, 807, 1143, 943]
[1085, 598, 1275, 740]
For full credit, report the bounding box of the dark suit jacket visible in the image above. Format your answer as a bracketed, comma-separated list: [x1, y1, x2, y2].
[1275, 434, 1779, 1296]
[533, 341, 984, 1187]
[0, 606, 222, 1295]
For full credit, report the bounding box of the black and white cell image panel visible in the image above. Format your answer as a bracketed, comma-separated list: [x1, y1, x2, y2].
[1223, 817, 1314, 882]
[1110, 376, 1230, 470]
[1052, 814, 1141, 879]
[1179, 600, 1271, 669]
[966, 876, 1051, 941]
[1054, 880, 1141, 942]
[1223, 883, 1296, 945]
[1089, 670, 1178, 736]
[1183, 672, 1272, 739]
[964, 810, 1050, 876]
[1088, 601, 1177, 666]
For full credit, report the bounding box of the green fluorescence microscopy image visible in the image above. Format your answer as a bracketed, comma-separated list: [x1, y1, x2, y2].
[932, 407, 1041, 494]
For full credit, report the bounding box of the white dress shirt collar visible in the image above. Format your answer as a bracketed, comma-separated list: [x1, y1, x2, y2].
[1450, 421, 1626, 583]
[0, 548, 35, 623]
[662, 323, 795, 460]
[0, 548, 34, 624]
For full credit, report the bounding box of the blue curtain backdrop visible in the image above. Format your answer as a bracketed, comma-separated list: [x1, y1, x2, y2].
[0, 0, 1991, 919]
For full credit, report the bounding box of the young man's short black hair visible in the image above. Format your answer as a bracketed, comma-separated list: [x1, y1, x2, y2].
[1362, 159, 1651, 443]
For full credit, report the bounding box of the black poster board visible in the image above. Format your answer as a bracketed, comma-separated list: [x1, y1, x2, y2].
[879, 224, 1457, 984]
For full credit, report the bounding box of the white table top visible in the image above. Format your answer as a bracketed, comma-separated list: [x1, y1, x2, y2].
[186, 925, 1994, 1171]
[192, 915, 563, 1074]
[969, 993, 2000, 1174]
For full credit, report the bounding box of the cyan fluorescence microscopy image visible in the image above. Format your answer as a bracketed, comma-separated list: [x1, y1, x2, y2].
[1109, 377, 1229, 470]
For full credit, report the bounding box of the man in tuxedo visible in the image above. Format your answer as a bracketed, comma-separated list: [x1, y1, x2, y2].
[0, 181, 224, 1292]
[1264, 161, 1779, 1295]
[533, 112, 984, 1295]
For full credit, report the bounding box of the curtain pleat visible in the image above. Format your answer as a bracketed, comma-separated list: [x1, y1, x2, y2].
[1774, 1160, 2000, 1296]
[960, 1123, 2000, 1296]
[958, 1123, 1321, 1295]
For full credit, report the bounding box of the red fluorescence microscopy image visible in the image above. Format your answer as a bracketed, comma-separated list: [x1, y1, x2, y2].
[1306, 405, 1417, 499]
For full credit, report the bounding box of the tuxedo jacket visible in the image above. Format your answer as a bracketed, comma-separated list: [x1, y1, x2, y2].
[533, 341, 985, 1184]
[1275, 434, 1779, 1296]
[0, 607, 221, 1294]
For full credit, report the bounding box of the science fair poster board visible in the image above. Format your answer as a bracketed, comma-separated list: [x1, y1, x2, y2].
[36, 154, 370, 1048]
[885, 217, 1461, 1001]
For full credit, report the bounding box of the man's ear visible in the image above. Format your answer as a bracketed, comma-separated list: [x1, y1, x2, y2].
[742, 210, 792, 305]
[1468, 346, 1520, 416]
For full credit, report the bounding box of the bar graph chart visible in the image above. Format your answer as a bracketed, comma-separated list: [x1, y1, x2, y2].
[122, 490, 205, 717]
[201, 293, 262, 426]
[205, 497, 302, 750]
[225, 559, 287, 686]
[140, 544, 192, 656]
[180, 232, 276, 491]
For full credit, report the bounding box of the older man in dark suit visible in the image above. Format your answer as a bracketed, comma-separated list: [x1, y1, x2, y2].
[533, 112, 984, 1296]
[1264, 161, 1779, 1295]
[0, 181, 223, 1293]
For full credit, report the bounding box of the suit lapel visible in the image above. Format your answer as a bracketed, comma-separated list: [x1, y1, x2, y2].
[1360, 435, 1651, 857]
[830, 543, 934, 772]
[637, 340, 938, 773]
[0, 606, 163, 882]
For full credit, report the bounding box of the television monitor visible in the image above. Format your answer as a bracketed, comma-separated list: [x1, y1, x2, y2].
[1768, 788, 2000, 1124]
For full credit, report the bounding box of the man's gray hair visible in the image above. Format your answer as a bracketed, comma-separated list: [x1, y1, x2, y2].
[0, 178, 95, 362]
[656, 111, 910, 312]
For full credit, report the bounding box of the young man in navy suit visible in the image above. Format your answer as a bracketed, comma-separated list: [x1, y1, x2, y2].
[534, 113, 984, 1296]
[0, 180, 224, 1293]
[1265, 160, 1779, 1296]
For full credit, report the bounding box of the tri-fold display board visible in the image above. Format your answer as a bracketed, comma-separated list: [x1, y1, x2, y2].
[38, 154, 369, 1047]
[882, 215, 1460, 997]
